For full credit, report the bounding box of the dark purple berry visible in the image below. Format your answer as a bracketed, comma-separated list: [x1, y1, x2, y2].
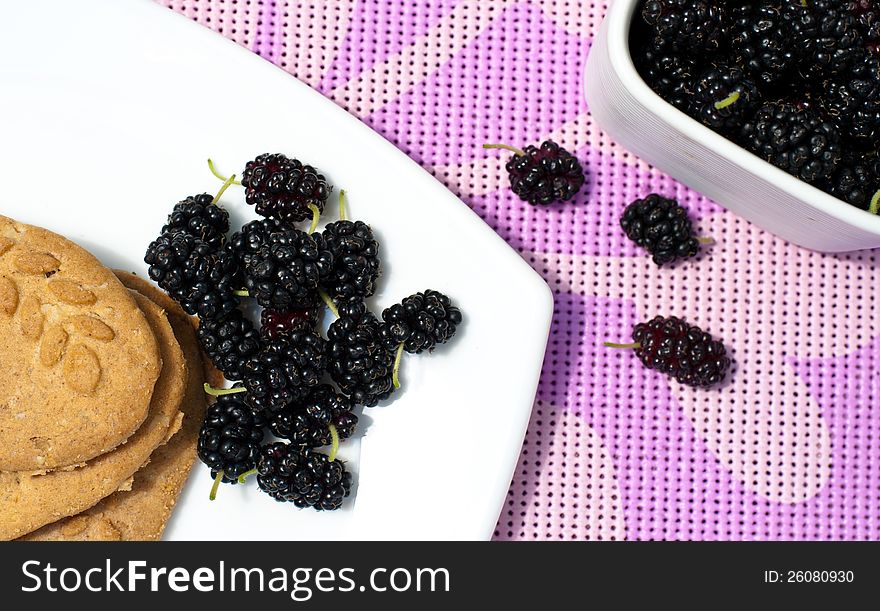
[241, 153, 331, 224]
[630, 316, 730, 388]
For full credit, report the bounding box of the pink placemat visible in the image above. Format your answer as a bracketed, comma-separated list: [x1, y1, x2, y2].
[159, 0, 880, 540]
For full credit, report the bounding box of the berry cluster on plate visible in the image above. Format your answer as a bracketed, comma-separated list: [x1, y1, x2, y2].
[633, 0, 880, 211]
[144, 153, 462, 511]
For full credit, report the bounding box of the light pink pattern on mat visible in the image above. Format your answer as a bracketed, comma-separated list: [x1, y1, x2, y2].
[251, 0, 280, 64]
[319, 0, 461, 92]
[364, 1, 588, 166]
[160, 0, 880, 540]
[528, 212, 856, 505]
[162, 0, 256, 48]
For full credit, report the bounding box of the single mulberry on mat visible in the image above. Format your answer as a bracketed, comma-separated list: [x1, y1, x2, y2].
[257, 442, 352, 511]
[484, 140, 585, 205]
[197, 389, 266, 484]
[606, 315, 730, 388]
[241, 153, 332, 225]
[620, 194, 702, 266]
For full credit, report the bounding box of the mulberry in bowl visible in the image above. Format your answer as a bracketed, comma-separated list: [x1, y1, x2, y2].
[585, 0, 880, 252]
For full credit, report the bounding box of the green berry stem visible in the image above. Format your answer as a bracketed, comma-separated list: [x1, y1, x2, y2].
[483, 143, 526, 157]
[207, 158, 242, 186]
[203, 383, 247, 397]
[339, 189, 348, 221]
[714, 91, 740, 110]
[237, 469, 258, 484]
[307, 203, 321, 234]
[697, 237, 715, 245]
[328, 424, 340, 462]
[212, 173, 238, 205]
[233, 289, 250, 297]
[209, 470, 224, 501]
[392, 341, 405, 390]
[869, 190, 880, 215]
[603, 342, 641, 350]
[317, 287, 340, 319]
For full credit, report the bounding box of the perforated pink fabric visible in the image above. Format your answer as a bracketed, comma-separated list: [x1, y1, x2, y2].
[159, 0, 880, 540]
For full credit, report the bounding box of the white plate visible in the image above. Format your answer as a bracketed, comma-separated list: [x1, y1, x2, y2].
[0, 0, 552, 540]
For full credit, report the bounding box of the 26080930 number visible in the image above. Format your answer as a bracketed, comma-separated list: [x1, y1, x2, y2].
[786, 571, 854, 583]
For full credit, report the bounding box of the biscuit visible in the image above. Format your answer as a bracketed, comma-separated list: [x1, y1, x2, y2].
[0, 291, 185, 540]
[0, 216, 161, 471]
[22, 273, 215, 541]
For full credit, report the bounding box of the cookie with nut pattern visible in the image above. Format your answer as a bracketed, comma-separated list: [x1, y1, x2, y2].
[21, 272, 218, 541]
[0, 215, 161, 472]
[0, 290, 186, 540]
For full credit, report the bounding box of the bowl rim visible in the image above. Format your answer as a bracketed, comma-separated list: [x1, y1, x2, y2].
[603, 0, 880, 235]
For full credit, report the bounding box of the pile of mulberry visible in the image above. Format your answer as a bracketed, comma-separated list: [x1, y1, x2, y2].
[144, 152, 466, 514]
[632, 0, 880, 212]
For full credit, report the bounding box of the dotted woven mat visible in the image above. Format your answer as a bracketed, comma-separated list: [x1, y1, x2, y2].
[160, 0, 880, 540]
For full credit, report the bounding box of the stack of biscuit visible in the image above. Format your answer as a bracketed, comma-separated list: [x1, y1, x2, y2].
[0, 215, 215, 541]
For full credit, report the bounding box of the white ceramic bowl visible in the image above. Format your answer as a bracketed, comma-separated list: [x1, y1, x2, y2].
[585, 0, 880, 252]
